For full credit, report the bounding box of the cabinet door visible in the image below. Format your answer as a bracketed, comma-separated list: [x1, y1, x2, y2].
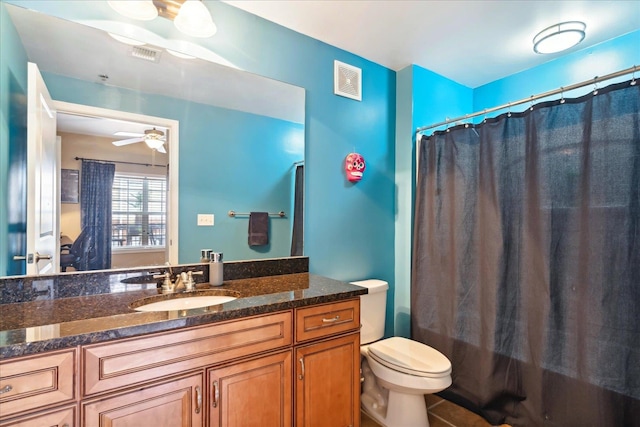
[208, 351, 292, 427]
[82, 373, 203, 427]
[295, 334, 360, 427]
[0, 405, 76, 427]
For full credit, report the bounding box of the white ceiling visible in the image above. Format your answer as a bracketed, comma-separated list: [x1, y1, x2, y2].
[224, 0, 640, 88]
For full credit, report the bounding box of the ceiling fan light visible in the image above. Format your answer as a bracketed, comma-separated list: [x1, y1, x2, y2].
[533, 21, 586, 54]
[174, 0, 217, 38]
[108, 1, 158, 21]
[145, 138, 164, 150]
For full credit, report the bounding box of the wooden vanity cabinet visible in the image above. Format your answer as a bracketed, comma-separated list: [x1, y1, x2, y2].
[294, 299, 361, 427]
[0, 297, 362, 427]
[80, 311, 292, 427]
[207, 350, 292, 427]
[82, 312, 292, 397]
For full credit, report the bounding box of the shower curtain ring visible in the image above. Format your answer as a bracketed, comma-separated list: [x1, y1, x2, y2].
[530, 96, 534, 111]
[483, 109, 487, 123]
[445, 117, 450, 132]
[507, 102, 512, 117]
[593, 77, 599, 95]
[560, 87, 565, 104]
[464, 114, 470, 128]
[631, 66, 637, 86]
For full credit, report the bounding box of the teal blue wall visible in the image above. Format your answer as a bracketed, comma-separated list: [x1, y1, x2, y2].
[393, 66, 413, 338]
[41, 72, 303, 263]
[203, 2, 398, 285]
[3, 0, 637, 338]
[394, 66, 472, 337]
[3, 1, 397, 291]
[0, 4, 28, 276]
[412, 66, 474, 134]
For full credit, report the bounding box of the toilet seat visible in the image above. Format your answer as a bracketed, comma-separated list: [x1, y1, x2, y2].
[368, 337, 451, 378]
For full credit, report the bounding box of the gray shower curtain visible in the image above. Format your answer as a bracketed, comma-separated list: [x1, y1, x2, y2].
[412, 80, 639, 426]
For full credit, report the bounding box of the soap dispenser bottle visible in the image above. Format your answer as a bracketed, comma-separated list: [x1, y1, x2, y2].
[209, 252, 224, 286]
[200, 249, 213, 263]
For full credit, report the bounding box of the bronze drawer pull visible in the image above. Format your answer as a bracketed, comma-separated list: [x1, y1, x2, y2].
[322, 315, 340, 323]
[195, 385, 202, 414]
[212, 380, 219, 408]
[298, 357, 305, 380]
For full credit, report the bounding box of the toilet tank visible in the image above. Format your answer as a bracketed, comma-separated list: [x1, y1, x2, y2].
[351, 279, 389, 344]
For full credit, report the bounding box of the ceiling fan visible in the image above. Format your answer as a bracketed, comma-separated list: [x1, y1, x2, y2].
[112, 127, 167, 153]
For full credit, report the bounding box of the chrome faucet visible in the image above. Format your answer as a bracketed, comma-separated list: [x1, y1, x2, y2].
[154, 268, 204, 294]
[153, 272, 175, 294]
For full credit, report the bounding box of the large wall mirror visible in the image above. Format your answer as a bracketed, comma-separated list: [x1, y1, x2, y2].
[0, 2, 305, 278]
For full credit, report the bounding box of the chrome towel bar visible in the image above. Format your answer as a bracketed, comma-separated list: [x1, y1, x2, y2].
[228, 210, 286, 218]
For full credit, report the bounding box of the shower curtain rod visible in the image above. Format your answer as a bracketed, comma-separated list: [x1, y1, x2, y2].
[416, 65, 638, 134]
[75, 156, 167, 168]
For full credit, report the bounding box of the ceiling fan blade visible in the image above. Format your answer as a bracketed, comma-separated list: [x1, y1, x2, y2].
[157, 144, 167, 154]
[112, 137, 143, 146]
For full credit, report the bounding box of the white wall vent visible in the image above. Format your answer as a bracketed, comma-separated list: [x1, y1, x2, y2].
[130, 45, 162, 63]
[334, 60, 362, 101]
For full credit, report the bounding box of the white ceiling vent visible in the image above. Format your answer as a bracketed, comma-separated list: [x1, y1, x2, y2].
[130, 45, 162, 63]
[334, 60, 361, 101]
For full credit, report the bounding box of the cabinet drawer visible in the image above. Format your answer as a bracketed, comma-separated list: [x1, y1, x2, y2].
[295, 299, 360, 342]
[0, 404, 76, 427]
[83, 311, 292, 396]
[0, 349, 76, 420]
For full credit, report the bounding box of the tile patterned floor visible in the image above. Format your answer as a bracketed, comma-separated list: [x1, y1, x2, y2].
[361, 394, 511, 427]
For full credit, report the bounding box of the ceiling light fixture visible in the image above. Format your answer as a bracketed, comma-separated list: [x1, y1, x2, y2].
[145, 138, 164, 150]
[533, 21, 586, 54]
[174, 1, 217, 38]
[109, 0, 216, 38]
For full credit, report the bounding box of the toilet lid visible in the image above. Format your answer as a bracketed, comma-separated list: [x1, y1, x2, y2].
[368, 337, 451, 377]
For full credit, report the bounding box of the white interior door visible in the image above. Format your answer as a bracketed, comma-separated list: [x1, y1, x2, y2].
[25, 62, 58, 275]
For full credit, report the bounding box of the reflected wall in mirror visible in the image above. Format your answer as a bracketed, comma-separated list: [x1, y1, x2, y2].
[0, 2, 305, 278]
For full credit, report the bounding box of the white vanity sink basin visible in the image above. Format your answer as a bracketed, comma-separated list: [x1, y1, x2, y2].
[130, 290, 239, 312]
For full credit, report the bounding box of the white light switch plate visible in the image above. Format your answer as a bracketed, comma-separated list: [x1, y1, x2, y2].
[197, 214, 214, 226]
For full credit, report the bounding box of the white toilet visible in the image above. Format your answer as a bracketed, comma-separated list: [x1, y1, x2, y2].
[353, 279, 452, 427]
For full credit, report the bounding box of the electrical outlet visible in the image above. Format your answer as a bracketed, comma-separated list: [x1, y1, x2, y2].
[197, 214, 214, 226]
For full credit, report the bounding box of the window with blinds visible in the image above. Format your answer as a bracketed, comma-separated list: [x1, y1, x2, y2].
[112, 174, 166, 249]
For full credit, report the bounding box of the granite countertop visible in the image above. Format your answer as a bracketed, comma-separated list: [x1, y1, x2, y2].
[0, 273, 367, 359]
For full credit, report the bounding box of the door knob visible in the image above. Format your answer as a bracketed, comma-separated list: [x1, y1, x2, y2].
[35, 252, 52, 262]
